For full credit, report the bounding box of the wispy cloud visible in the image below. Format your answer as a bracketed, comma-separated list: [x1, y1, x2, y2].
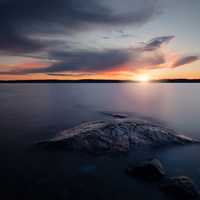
[142, 36, 175, 51]
[171, 55, 199, 68]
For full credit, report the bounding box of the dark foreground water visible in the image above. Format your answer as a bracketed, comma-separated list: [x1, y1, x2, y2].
[0, 83, 200, 200]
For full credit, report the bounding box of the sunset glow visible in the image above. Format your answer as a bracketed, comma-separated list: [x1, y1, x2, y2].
[135, 74, 150, 82]
[0, 1, 200, 80]
[1, 1, 200, 199]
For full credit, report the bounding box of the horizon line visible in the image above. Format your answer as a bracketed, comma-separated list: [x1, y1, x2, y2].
[1, 78, 200, 83]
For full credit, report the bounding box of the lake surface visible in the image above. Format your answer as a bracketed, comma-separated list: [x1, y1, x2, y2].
[0, 83, 200, 199]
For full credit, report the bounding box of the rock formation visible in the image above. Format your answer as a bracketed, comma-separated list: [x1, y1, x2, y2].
[161, 176, 200, 199]
[126, 159, 165, 181]
[38, 118, 199, 154]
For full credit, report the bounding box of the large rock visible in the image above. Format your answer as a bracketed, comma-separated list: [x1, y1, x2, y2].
[161, 176, 200, 199]
[126, 159, 165, 181]
[38, 118, 199, 154]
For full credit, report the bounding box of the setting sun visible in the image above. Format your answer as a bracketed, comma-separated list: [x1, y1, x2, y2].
[136, 74, 150, 82]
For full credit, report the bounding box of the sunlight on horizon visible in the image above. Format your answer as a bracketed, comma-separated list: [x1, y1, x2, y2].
[135, 74, 150, 82]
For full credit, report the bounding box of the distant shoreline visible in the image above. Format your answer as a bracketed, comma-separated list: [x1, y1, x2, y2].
[1, 79, 200, 83]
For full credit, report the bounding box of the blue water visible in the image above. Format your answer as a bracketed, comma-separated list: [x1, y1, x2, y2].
[0, 83, 200, 199]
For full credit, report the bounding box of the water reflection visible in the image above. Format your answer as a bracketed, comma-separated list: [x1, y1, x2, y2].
[1, 83, 200, 139]
[0, 83, 200, 200]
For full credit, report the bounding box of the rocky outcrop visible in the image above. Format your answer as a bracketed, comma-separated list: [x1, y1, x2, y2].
[38, 118, 199, 154]
[126, 159, 165, 181]
[161, 176, 200, 199]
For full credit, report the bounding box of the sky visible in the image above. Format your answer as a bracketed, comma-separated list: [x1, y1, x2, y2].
[0, 0, 200, 80]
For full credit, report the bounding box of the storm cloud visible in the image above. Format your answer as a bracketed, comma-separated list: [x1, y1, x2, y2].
[2, 34, 200, 75]
[17, 36, 172, 74]
[0, 0, 200, 79]
[23, 49, 130, 73]
[0, 0, 161, 54]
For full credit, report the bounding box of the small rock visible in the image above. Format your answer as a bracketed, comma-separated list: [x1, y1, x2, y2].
[161, 176, 200, 199]
[112, 113, 128, 119]
[126, 159, 165, 181]
[101, 112, 128, 119]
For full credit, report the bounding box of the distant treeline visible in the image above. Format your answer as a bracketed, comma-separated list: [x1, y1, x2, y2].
[1, 79, 200, 83]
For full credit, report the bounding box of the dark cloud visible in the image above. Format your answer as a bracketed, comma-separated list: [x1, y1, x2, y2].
[0, 29, 45, 54]
[47, 72, 95, 77]
[21, 49, 130, 73]
[142, 36, 175, 51]
[0, 0, 161, 54]
[171, 55, 199, 67]
[15, 36, 171, 74]
[4, 35, 199, 75]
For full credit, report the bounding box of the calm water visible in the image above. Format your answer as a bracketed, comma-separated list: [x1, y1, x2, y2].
[0, 83, 200, 200]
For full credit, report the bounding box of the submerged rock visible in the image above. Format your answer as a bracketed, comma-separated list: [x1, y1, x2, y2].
[101, 112, 129, 119]
[126, 159, 165, 181]
[161, 176, 200, 199]
[38, 118, 199, 154]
